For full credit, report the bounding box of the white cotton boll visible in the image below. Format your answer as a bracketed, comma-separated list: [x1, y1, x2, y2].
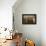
[5, 29, 10, 36]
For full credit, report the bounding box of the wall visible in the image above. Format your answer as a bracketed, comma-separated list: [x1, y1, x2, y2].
[41, 0, 46, 46]
[0, 0, 16, 30]
[13, 0, 41, 46]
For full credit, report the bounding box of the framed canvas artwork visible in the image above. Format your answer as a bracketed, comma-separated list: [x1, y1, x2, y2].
[22, 14, 37, 24]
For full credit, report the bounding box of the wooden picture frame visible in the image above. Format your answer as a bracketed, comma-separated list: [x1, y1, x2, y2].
[22, 14, 37, 24]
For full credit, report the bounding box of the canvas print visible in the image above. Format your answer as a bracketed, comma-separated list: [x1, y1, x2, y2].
[22, 14, 36, 24]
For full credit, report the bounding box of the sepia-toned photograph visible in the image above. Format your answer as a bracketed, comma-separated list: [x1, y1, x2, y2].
[22, 14, 36, 24]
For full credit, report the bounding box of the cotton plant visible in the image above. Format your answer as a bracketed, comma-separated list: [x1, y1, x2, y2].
[0, 27, 13, 37]
[0, 27, 6, 38]
[0, 27, 7, 44]
[5, 28, 11, 36]
[0, 27, 11, 38]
